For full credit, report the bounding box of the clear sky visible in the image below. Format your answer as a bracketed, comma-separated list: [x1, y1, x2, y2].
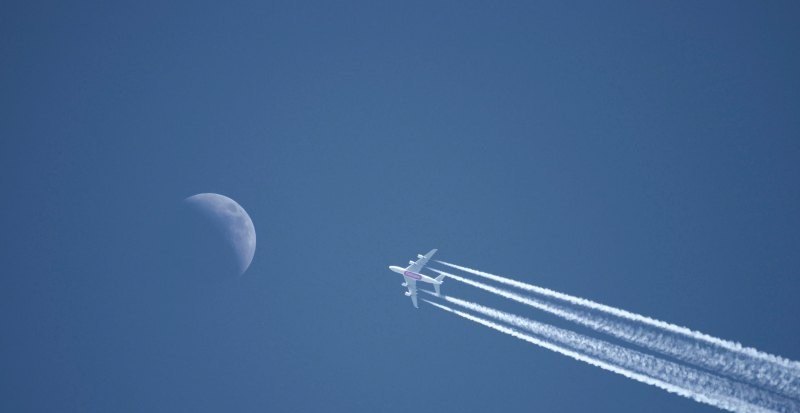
[3, 1, 800, 412]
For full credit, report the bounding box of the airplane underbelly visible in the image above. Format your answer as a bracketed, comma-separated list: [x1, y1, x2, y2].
[403, 271, 422, 280]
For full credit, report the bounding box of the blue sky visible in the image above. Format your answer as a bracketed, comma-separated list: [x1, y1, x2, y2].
[2, 1, 800, 412]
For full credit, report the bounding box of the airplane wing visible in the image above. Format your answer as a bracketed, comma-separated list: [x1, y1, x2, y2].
[404, 276, 418, 308]
[405, 249, 438, 273]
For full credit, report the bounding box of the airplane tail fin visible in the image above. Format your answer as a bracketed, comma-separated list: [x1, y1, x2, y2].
[433, 273, 445, 296]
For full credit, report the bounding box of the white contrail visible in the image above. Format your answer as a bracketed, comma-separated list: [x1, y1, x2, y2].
[436, 260, 800, 372]
[423, 299, 788, 413]
[441, 296, 800, 413]
[426, 298, 800, 413]
[432, 269, 800, 399]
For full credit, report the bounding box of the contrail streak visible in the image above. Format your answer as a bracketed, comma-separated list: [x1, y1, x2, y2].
[424, 298, 799, 413]
[436, 261, 800, 371]
[431, 269, 800, 399]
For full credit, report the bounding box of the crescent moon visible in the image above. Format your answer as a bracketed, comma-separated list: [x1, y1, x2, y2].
[184, 193, 256, 275]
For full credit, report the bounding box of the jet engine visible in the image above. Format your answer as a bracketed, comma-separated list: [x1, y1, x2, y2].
[404, 292, 412, 297]
[401, 283, 408, 287]
[417, 254, 425, 259]
[409, 260, 415, 265]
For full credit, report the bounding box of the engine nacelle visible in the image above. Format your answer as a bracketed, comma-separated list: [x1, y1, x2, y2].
[401, 283, 408, 287]
[409, 260, 415, 265]
[417, 254, 425, 259]
[404, 292, 412, 297]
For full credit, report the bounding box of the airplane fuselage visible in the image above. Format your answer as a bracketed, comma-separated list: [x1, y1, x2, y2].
[389, 266, 441, 285]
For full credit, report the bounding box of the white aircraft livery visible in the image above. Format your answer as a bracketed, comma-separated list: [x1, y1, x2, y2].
[388, 249, 445, 308]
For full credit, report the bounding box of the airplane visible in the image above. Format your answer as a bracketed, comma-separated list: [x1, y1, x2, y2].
[388, 249, 445, 308]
